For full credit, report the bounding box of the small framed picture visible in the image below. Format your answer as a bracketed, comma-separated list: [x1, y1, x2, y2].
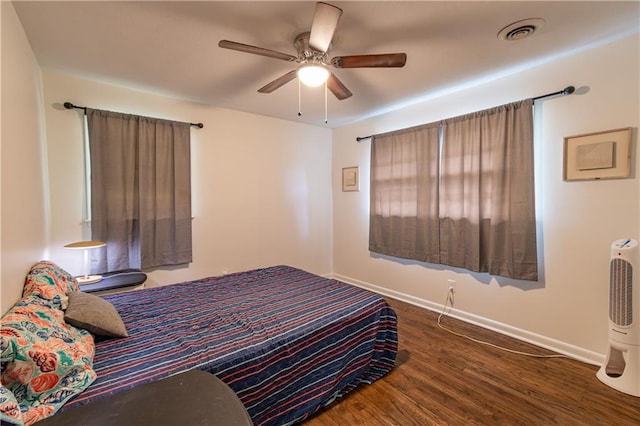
[342, 166, 359, 192]
[563, 127, 632, 181]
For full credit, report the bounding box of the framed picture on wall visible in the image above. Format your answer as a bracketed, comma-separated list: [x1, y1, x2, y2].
[563, 127, 632, 181]
[342, 166, 359, 192]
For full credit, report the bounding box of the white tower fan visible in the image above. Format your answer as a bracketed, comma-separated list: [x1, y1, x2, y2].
[597, 238, 640, 396]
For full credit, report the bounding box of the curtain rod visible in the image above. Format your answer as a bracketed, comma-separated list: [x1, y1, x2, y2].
[63, 102, 204, 128]
[355, 85, 575, 142]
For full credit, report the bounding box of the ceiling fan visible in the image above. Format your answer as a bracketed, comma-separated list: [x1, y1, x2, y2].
[218, 2, 407, 100]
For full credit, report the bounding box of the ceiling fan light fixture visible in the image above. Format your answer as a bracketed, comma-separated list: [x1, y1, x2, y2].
[298, 64, 329, 87]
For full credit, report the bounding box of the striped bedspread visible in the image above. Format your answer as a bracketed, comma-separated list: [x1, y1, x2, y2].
[62, 265, 398, 425]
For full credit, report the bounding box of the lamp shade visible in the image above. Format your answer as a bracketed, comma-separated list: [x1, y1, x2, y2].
[297, 64, 329, 87]
[64, 241, 106, 284]
[64, 241, 106, 250]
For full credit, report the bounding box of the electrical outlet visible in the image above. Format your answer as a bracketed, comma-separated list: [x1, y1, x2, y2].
[447, 279, 456, 293]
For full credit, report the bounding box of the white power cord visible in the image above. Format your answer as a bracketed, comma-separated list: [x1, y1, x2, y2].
[437, 288, 568, 359]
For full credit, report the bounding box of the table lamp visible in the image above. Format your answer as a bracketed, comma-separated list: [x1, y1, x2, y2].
[64, 241, 106, 284]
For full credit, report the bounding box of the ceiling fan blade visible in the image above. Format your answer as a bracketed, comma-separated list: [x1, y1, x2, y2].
[331, 53, 407, 68]
[327, 73, 352, 100]
[258, 70, 298, 93]
[218, 40, 297, 62]
[309, 2, 343, 53]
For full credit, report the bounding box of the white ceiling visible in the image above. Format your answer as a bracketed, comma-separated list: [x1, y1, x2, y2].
[12, 1, 640, 128]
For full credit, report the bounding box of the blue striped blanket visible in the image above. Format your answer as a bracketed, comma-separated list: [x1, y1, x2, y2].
[62, 266, 398, 425]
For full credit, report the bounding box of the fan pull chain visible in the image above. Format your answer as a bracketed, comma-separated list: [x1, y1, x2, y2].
[324, 80, 328, 124]
[298, 78, 302, 117]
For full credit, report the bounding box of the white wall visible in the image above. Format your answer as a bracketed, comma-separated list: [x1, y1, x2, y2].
[1, 2, 49, 314]
[41, 72, 333, 289]
[332, 34, 640, 363]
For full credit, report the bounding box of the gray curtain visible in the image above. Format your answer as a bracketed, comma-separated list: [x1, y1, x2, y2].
[369, 99, 537, 281]
[440, 99, 537, 280]
[369, 123, 441, 263]
[86, 108, 192, 272]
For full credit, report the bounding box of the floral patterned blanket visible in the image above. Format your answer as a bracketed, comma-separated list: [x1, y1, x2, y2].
[1, 261, 96, 425]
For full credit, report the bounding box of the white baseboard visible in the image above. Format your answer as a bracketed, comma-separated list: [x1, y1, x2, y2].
[332, 273, 605, 366]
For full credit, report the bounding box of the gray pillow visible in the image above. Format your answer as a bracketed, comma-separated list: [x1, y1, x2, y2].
[65, 291, 128, 337]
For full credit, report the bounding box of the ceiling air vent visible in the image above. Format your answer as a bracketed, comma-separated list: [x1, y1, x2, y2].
[498, 18, 546, 41]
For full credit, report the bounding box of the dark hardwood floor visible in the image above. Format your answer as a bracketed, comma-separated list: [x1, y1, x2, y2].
[305, 298, 640, 425]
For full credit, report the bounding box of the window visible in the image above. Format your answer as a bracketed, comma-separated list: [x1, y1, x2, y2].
[370, 99, 537, 281]
[86, 108, 192, 272]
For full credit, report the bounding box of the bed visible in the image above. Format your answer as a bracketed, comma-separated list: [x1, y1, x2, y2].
[1, 262, 398, 425]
